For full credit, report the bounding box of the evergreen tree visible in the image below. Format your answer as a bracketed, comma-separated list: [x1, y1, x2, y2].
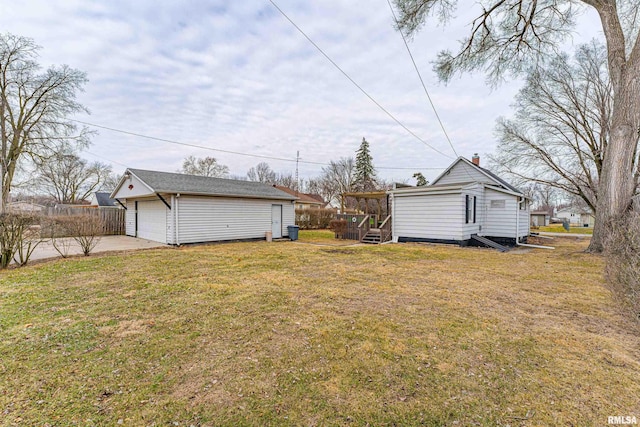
[354, 137, 377, 191]
[413, 172, 428, 186]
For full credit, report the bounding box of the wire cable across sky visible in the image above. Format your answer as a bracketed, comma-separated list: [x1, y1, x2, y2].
[72, 119, 445, 171]
[267, 0, 454, 160]
[385, 0, 458, 158]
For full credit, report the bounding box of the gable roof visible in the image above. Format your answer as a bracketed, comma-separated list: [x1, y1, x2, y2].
[431, 157, 523, 194]
[112, 169, 296, 201]
[273, 185, 326, 206]
[93, 191, 117, 207]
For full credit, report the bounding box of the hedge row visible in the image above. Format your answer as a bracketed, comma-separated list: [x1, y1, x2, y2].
[295, 208, 336, 229]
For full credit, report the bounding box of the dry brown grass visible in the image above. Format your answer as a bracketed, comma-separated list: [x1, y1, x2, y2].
[0, 233, 638, 426]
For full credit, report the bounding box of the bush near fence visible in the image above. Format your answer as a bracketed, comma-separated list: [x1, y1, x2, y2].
[295, 208, 336, 230]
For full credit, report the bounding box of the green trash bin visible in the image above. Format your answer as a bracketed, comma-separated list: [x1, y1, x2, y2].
[287, 225, 299, 241]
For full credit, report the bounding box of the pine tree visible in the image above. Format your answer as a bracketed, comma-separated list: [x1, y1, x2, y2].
[354, 137, 376, 191]
[413, 172, 428, 186]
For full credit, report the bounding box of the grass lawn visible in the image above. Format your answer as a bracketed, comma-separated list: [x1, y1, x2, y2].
[297, 229, 362, 246]
[1, 232, 639, 426]
[536, 224, 594, 235]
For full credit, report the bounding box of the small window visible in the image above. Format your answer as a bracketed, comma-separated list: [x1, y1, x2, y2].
[490, 199, 505, 209]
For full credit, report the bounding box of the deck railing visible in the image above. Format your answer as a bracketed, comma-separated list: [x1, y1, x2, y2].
[357, 215, 371, 242]
[379, 215, 392, 243]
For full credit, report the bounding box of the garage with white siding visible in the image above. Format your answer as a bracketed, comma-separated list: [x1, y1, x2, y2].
[389, 156, 530, 247]
[111, 169, 296, 245]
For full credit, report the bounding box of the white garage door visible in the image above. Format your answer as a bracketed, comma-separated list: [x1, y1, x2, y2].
[137, 200, 167, 243]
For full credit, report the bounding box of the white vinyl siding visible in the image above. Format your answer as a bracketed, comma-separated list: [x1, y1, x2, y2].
[481, 189, 528, 239]
[393, 192, 464, 241]
[283, 201, 295, 235]
[518, 200, 530, 237]
[173, 196, 295, 244]
[112, 174, 155, 198]
[434, 162, 493, 186]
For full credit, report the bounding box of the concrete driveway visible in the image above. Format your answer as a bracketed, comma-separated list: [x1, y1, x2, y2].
[24, 236, 166, 263]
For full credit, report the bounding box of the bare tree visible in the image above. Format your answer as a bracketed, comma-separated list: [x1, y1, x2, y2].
[489, 42, 619, 216]
[180, 155, 229, 178]
[533, 184, 561, 212]
[318, 157, 356, 207]
[302, 177, 325, 197]
[393, 0, 640, 252]
[0, 33, 91, 211]
[247, 162, 276, 183]
[35, 149, 113, 203]
[274, 173, 296, 189]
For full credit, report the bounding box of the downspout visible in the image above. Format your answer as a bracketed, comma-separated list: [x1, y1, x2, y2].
[516, 197, 521, 245]
[391, 193, 397, 243]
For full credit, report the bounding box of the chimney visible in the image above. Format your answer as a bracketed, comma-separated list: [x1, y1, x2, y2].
[471, 153, 480, 166]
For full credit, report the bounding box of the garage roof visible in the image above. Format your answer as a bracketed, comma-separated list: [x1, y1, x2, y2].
[112, 168, 297, 201]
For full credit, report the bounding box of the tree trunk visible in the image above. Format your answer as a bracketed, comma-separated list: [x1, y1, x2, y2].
[589, 69, 640, 252]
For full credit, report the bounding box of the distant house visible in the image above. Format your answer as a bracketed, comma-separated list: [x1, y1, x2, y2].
[530, 209, 552, 227]
[388, 155, 530, 247]
[556, 207, 594, 227]
[90, 191, 119, 208]
[273, 186, 327, 209]
[111, 169, 296, 244]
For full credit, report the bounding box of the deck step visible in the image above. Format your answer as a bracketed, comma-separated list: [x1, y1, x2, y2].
[361, 229, 382, 244]
[471, 234, 509, 252]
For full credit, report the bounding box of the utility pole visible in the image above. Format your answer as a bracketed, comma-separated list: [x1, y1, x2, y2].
[295, 150, 300, 198]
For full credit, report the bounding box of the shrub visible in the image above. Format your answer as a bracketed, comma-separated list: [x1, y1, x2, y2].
[44, 214, 104, 257]
[604, 212, 640, 323]
[329, 219, 347, 238]
[295, 208, 336, 229]
[0, 213, 41, 268]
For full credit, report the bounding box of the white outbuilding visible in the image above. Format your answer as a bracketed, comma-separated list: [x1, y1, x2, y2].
[111, 169, 297, 245]
[388, 155, 530, 249]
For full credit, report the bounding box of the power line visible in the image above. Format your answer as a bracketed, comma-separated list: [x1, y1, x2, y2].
[84, 150, 130, 168]
[72, 119, 444, 171]
[267, 0, 453, 160]
[385, 0, 458, 158]
[385, 0, 486, 188]
[72, 119, 324, 166]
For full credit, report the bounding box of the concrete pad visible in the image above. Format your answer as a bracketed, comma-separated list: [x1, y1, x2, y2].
[24, 236, 166, 263]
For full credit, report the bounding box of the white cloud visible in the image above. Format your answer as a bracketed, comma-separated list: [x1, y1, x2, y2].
[0, 0, 605, 182]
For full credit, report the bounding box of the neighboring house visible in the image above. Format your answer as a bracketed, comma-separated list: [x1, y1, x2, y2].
[388, 155, 530, 247]
[273, 185, 326, 209]
[7, 201, 46, 213]
[556, 207, 594, 227]
[111, 169, 297, 244]
[530, 209, 552, 227]
[90, 191, 119, 208]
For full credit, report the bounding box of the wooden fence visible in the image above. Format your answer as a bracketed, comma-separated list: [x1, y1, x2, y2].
[336, 213, 377, 240]
[42, 206, 125, 236]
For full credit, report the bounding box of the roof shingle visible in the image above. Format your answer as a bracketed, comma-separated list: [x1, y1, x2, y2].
[127, 169, 296, 200]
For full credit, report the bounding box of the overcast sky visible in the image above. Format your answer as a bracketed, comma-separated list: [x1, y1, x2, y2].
[1, 1, 604, 184]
